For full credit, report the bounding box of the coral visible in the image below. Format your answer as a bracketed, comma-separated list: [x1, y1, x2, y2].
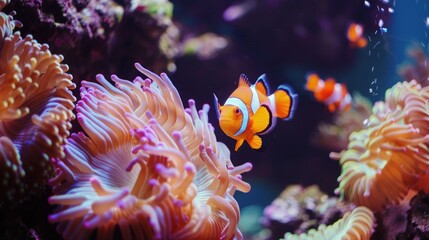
[4, 0, 124, 81]
[0, 11, 76, 205]
[4, 0, 179, 81]
[334, 80, 429, 212]
[377, 202, 410, 239]
[312, 93, 372, 151]
[260, 185, 353, 240]
[110, 1, 179, 75]
[281, 206, 375, 240]
[397, 191, 429, 239]
[180, 33, 229, 60]
[0, 0, 9, 11]
[398, 46, 429, 87]
[48, 64, 252, 240]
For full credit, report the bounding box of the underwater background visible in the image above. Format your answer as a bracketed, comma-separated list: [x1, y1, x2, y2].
[0, 0, 429, 239]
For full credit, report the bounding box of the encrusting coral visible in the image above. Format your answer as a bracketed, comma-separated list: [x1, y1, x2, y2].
[4, 0, 179, 81]
[398, 46, 429, 87]
[333, 80, 429, 212]
[260, 185, 354, 240]
[48, 63, 253, 240]
[396, 191, 429, 239]
[0, 9, 76, 205]
[282, 206, 375, 240]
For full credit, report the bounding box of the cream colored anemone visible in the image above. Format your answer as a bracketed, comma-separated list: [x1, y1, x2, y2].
[282, 206, 375, 240]
[334, 81, 429, 212]
[0, 18, 75, 203]
[49, 64, 252, 240]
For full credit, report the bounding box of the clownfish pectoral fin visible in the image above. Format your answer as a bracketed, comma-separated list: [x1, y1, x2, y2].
[305, 73, 320, 92]
[213, 93, 220, 119]
[274, 85, 297, 120]
[235, 139, 245, 151]
[239, 74, 251, 87]
[251, 104, 272, 134]
[255, 74, 270, 95]
[247, 135, 262, 150]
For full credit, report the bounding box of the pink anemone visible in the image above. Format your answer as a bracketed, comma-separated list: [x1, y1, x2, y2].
[49, 63, 252, 240]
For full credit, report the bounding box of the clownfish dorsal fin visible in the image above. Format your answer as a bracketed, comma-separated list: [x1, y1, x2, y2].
[235, 139, 245, 151]
[255, 74, 270, 95]
[251, 104, 272, 134]
[239, 74, 251, 87]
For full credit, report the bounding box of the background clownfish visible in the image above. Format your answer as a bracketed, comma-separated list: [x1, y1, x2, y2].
[347, 23, 367, 48]
[305, 73, 352, 112]
[214, 74, 297, 151]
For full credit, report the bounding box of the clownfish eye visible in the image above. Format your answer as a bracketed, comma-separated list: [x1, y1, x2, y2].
[234, 108, 240, 114]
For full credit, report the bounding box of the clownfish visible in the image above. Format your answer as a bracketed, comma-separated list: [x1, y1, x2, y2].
[305, 73, 352, 112]
[347, 23, 367, 48]
[214, 74, 297, 151]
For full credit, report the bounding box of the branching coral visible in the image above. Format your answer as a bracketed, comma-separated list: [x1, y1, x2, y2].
[48, 64, 252, 240]
[0, 11, 76, 204]
[333, 80, 429, 212]
[282, 206, 375, 240]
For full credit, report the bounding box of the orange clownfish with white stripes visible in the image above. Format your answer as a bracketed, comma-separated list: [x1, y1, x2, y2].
[214, 74, 297, 151]
[305, 73, 352, 112]
[347, 23, 367, 48]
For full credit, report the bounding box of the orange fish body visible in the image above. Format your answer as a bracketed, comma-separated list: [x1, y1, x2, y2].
[215, 74, 297, 151]
[305, 73, 351, 112]
[347, 23, 367, 48]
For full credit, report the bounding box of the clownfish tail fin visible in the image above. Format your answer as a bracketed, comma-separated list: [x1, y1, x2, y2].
[305, 74, 320, 92]
[273, 85, 297, 120]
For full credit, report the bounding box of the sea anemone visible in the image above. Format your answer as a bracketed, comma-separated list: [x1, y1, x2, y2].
[333, 80, 429, 212]
[0, 15, 76, 204]
[48, 63, 252, 240]
[282, 206, 375, 240]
